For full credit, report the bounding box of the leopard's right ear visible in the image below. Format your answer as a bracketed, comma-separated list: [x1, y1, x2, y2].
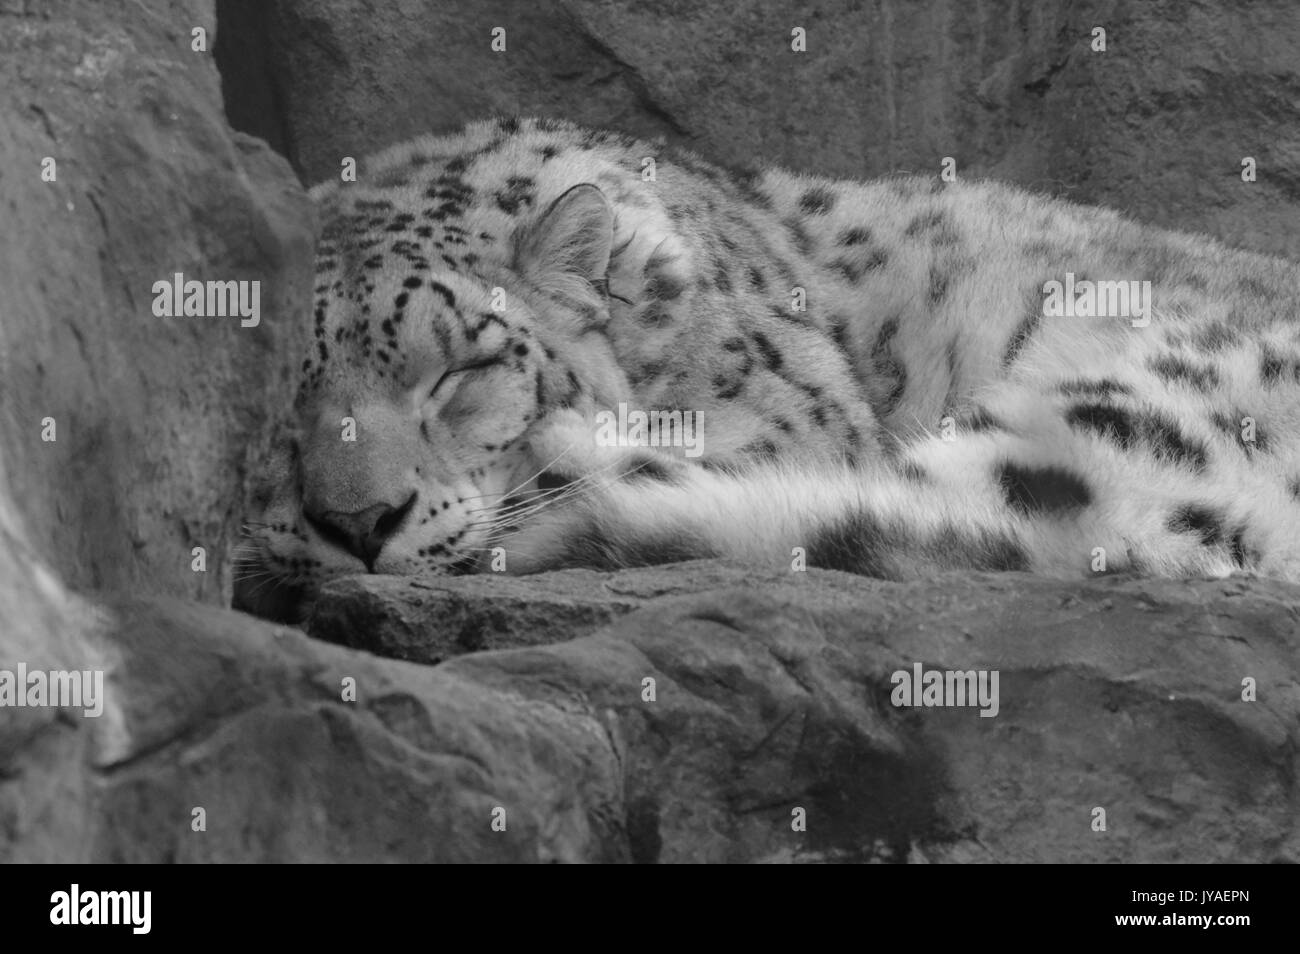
[514, 184, 614, 310]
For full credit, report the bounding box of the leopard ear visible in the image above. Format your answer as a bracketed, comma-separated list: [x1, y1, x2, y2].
[515, 184, 614, 290]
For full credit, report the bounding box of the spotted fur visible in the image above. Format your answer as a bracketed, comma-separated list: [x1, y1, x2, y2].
[236, 117, 1300, 621]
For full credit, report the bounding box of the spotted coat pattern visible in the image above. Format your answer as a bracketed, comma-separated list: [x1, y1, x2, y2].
[237, 117, 1300, 620]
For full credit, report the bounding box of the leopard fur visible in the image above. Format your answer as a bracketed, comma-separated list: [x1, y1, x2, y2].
[235, 117, 1300, 621]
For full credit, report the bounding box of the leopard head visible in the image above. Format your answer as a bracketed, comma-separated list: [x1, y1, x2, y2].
[235, 183, 631, 621]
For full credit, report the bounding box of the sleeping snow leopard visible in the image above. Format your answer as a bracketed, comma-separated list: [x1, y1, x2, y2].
[235, 116, 1300, 621]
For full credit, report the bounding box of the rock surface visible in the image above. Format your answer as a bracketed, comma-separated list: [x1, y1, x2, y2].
[307, 561, 771, 663]
[6, 563, 1298, 862]
[0, 0, 313, 603]
[217, 0, 1300, 258]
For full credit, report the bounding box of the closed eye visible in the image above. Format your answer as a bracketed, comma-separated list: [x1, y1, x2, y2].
[427, 358, 502, 400]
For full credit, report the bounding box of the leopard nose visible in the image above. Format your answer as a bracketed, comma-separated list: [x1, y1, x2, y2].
[305, 494, 416, 570]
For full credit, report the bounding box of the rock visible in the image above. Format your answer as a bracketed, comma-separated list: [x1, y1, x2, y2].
[5, 563, 1296, 862]
[0, 0, 314, 603]
[0, 475, 113, 864]
[217, 0, 1300, 257]
[86, 595, 628, 863]
[306, 560, 770, 662]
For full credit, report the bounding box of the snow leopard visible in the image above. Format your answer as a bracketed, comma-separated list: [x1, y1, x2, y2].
[234, 116, 1300, 621]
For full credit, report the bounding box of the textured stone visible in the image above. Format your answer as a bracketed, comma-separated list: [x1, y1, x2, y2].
[218, 0, 1300, 257]
[5, 563, 1297, 862]
[306, 561, 766, 663]
[0, 0, 314, 603]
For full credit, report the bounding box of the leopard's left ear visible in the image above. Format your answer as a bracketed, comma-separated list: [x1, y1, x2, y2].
[514, 184, 614, 301]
